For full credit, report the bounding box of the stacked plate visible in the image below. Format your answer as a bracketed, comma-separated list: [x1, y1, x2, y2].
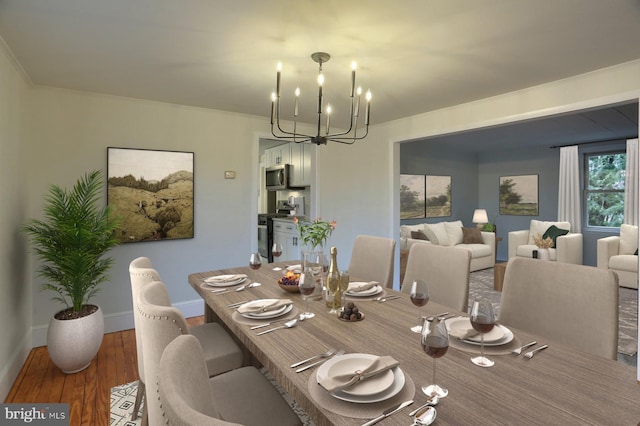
[237, 299, 293, 320]
[203, 274, 247, 287]
[345, 282, 383, 298]
[317, 354, 405, 403]
[446, 317, 514, 346]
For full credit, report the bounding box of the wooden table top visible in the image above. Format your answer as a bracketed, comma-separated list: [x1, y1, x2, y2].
[188, 261, 640, 426]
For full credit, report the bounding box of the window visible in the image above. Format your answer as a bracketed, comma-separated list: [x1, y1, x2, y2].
[584, 151, 626, 228]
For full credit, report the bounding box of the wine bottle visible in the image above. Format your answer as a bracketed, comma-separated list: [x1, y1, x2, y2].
[326, 246, 341, 311]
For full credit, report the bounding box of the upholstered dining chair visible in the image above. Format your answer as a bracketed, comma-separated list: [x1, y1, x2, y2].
[129, 256, 162, 424]
[499, 257, 619, 360]
[400, 243, 471, 312]
[158, 334, 302, 426]
[137, 280, 244, 425]
[348, 235, 396, 288]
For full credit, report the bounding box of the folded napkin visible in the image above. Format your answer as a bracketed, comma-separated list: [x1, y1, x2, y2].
[449, 327, 479, 340]
[319, 356, 399, 393]
[237, 299, 292, 314]
[347, 281, 378, 293]
[204, 274, 246, 283]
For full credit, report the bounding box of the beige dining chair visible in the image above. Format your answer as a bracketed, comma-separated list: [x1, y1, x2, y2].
[400, 243, 471, 312]
[348, 235, 396, 288]
[129, 256, 162, 424]
[499, 257, 619, 360]
[137, 280, 244, 425]
[158, 334, 302, 426]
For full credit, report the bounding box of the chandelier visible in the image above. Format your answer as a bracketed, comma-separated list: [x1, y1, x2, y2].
[270, 52, 371, 145]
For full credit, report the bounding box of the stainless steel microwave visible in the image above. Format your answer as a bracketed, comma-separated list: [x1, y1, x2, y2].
[265, 164, 290, 191]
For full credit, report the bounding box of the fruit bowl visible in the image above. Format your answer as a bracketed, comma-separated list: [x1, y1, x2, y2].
[278, 270, 300, 293]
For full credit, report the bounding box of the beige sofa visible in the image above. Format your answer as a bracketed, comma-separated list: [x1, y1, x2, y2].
[400, 220, 495, 272]
[597, 224, 638, 289]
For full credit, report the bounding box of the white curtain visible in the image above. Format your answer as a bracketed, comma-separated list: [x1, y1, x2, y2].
[558, 145, 581, 232]
[624, 138, 639, 225]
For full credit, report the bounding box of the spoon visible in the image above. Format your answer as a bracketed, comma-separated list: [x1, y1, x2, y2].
[412, 406, 437, 425]
[290, 348, 336, 368]
[408, 396, 439, 416]
[256, 319, 298, 335]
[377, 295, 401, 303]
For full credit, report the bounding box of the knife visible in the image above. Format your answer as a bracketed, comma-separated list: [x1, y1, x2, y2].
[361, 400, 413, 426]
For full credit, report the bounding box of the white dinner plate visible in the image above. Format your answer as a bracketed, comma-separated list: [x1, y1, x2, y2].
[346, 284, 383, 297]
[447, 317, 505, 343]
[317, 354, 405, 403]
[239, 300, 293, 319]
[203, 275, 247, 287]
[325, 354, 395, 396]
[446, 317, 514, 346]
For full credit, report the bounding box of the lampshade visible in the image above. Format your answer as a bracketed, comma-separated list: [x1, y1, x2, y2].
[472, 209, 489, 224]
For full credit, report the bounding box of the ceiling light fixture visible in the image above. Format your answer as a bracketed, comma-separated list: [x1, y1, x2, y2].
[270, 52, 371, 145]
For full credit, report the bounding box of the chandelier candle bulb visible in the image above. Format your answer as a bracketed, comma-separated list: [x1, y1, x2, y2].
[276, 62, 282, 97]
[351, 61, 356, 96]
[326, 105, 331, 134]
[294, 87, 300, 116]
[365, 90, 372, 125]
[355, 86, 362, 116]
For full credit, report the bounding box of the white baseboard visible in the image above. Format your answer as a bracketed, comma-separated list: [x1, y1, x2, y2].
[31, 299, 207, 348]
[0, 332, 31, 401]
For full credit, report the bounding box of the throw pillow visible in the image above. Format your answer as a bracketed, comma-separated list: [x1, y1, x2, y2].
[411, 230, 429, 241]
[619, 224, 639, 255]
[527, 220, 571, 245]
[462, 227, 484, 244]
[443, 220, 464, 246]
[424, 222, 450, 246]
[542, 225, 570, 247]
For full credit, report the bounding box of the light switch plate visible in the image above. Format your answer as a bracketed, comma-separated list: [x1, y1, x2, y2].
[224, 171, 236, 179]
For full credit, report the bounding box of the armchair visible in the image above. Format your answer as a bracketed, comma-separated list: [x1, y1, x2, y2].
[597, 224, 638, 289]
[508, 220, 583, 264]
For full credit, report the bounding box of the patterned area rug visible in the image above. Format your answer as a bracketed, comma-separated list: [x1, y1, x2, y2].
[110, 369, 315, 426]
[469, 268, 638, 364]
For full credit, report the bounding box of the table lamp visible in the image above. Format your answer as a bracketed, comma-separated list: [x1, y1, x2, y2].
[472, 209, 489, 229]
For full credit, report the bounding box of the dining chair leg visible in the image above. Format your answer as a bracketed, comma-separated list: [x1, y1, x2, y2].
[131, 380, 145, 421]
[141, 401, 148, 426]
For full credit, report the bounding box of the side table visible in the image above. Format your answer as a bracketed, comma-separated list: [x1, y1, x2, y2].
[493, 261, 508, 292]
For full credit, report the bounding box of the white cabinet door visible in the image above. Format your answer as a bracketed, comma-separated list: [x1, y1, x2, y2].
[289, 143, 311, 187]
[266, 144, 291, 166]
[273, 220, 300, 262]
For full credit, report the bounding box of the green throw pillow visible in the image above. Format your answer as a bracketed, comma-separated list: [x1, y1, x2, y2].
[542, 225, 570, 247]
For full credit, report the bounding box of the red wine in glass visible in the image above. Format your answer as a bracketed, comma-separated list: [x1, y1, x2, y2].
[249, 252, 262, 270]
[300, 285, 315, 296]
[470, 299, 496, 367]
[410, 280, 429, 333]
[298, 272, 315, 319]
[470, 315, 495, 334]
[423, 335, 449, 358]
[421, 317, 449, 398]
[272, 243, 283, 259]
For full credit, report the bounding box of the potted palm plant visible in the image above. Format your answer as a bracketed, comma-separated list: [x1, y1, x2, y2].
[23, 170, 120, 373]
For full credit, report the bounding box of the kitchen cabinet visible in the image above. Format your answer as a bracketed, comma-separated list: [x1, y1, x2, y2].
[289, 143, 312, 187]
[273, 219, 300, 262]
[266, 143, 291, 166]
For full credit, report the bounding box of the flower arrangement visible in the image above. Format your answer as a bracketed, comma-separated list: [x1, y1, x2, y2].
[293, 217, 336, 250]
[533, 233, 554, 249]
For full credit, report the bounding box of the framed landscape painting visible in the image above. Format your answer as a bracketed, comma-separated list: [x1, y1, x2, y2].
[499, 174, 539, 216]
[107, 147, 194, 243]
[400, 174, 426, 219]
[426, 175, 451, 218]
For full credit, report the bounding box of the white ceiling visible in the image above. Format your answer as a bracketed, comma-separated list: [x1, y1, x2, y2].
[1, 0, 639, 137]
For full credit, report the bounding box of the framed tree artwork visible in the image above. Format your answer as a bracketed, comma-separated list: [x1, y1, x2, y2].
[499, 174, 539, 215]
[426, 175, 451, 217]
[400, 174, 426, 219]
[107, 147, 194, 243]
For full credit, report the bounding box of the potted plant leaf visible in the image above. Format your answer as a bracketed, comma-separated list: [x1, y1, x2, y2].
[23, 170, 120, 373]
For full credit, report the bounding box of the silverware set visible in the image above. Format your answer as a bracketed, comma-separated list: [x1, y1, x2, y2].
[512, 341, 548, 359]
[375, 295, 401, 303]
[295, 349, 345, 372]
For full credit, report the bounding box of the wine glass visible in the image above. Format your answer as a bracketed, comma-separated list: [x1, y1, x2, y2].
[298, 271, 315, 319]
[338, 269, 350, 309]
[249, 252, 262, 281]
[469, 299, 496, 367]
[272, 243, 283, 260]
[421, 316, 449, 398]
[410, 280, 429, 333]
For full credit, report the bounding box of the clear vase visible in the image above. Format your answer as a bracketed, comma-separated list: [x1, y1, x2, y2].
[302, 249, 324, 297]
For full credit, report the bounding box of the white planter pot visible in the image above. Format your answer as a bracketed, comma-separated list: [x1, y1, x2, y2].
[47, 305, 104, 374]
[537, 248, 550, 261]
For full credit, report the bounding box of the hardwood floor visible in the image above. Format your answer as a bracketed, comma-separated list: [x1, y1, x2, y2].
[4, 316, 204, 425]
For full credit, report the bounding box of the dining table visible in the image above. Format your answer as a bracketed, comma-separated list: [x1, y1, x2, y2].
[188, 261, 640, 426]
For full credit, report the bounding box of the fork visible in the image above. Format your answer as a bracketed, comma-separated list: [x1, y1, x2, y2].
[290, 348, 336, 368]
[511, 341, 537, 356]
[296, 350, 345, 372]
[378, 295, 401, 303]
[524, 344, 548, 359]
